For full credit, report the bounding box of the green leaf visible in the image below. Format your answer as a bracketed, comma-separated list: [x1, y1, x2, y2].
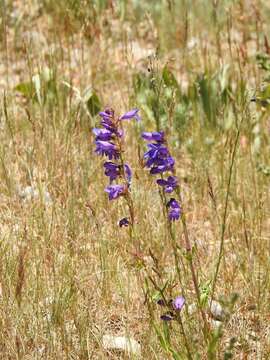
[86, 92, 101, 116]
[198, 74, 213, 124]
[256, 53, 270, 71]
[162, 66, 180, 98]
[81, 87, 101, 116]
[32, 74, 42, 105]
[14, 82, 35, 99]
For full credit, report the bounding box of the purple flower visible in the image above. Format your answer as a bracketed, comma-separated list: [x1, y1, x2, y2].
[105, 184, 125, 200]
[99, 108, 114, 120]
[124, 164, 132, 184]
[103, 162, 132, 184]
[150, 156, 175, 174]
[142, 131, 165, 143]
[95, 140, 120, 159]
[120, 108, 140, 121]
[173, 296, 185, 311]
[92, 128, 113, 141]
[104, 162, 120, 182]
[160, 312, 174, 321]
[157, 176, 178, 193]
[167, 198, 181, 221]
[144, 143, 170, 168]
[119, 217, 129, 227]
[157, 299, 166, 306]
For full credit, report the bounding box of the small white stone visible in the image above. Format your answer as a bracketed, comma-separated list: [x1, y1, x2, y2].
[43, 191, 52, 205]
[18, 186, 52, 205]
[210, 319, 223, 329]
[19, 186, 38, 200]
[102, 335, 141, 356]
[187, 303, 197, 315]
[208, 300, 226, 321]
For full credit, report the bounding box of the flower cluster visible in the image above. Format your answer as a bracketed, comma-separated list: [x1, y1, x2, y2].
[142, 131, 181, 221]
[93, 108, 139, 225]
[157, 295, 185, 321]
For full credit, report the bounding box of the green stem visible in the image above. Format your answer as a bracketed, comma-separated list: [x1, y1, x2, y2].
[210, 125, 241, 303]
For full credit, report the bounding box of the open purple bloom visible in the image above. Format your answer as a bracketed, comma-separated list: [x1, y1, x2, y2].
[142, 131, 165, 143]
[120, 108, 140, 121]
[173, 296, 185, 311]
[144, 143, 170, 168]
[119, 217, 129, 227]
[103, 162, 132, 184]
[167, 198, 181, 221]
[93, 128, 113, 141]
[95, 140, 120, 159]
[104, 162, 120, 182]
[150, 156, 175, 174]
[157, 176, 178, 193]
[105, 184, 125, 200]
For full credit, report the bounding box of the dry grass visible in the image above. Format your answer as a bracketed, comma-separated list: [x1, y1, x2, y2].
[0, 0, 270, 358]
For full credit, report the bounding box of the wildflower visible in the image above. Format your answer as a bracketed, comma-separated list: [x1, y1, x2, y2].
[144, 143, 171, 169]
[142, 129, 182, 221]
[104, 162, 120, 182]
[156, 176, 178, 193]
[143, 141, 175, 175]
[120, 108, 140, 121]
[99, 108, 114, 119]
[157, 299, 166, 306]
[142, 131, 165, 143]
[150, 156, 175, 175]
[167, 198, 181, 221]
[105, 184, 126, 200]
[95, 140, 120, 159]
[160, 312, 174, 321]
[119, 217, 130, 227]
[173, 296, 185, 311]
[94, 107, 138, 222]
[124, 164, 132, 184]
[92, 128, 113, 141]
[103, 162, 132, 184]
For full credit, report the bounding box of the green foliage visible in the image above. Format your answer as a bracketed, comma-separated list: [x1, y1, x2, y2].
[14, 67, 57, 106]
[81, 87, 101, 116]
[256, 52, 270, 72]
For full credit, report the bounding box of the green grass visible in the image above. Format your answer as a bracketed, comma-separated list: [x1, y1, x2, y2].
[0, 0, 270, 358]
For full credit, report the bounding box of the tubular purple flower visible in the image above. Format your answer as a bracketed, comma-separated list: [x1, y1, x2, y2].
[150, 156, 175, 174]
[167, 198, 181, 221]
[160, 312, 174, 321]
[99, 108, 114, 120]
[144, 143, 170, 168]
[119, 217, 130, 227]
[95, 140, 120, 159]
[157, 299, 166, 306]
[105, 184, 126, 200]
[120, 108, 140, 121]
[173, 296, 185, 311]
[142, 131, 165, 143]
[103, 162, 132, 184]
[157, 176, 178, 193]
[124, 164, 132, 184]
[104, 162, 120, 182]
[92, 128, 113, 141]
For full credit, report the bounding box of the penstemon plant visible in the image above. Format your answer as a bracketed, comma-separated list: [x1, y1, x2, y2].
[93, 107, 140, 234]
[93, 106, 208, 357]
[141, 128, 210, 354]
